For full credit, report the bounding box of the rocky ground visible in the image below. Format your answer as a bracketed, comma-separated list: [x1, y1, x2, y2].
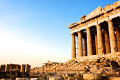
[30, 53, 120, 80]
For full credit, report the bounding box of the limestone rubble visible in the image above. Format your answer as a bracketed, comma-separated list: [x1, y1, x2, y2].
[30, 53, 120, 79]
[30, 1, 120, 79]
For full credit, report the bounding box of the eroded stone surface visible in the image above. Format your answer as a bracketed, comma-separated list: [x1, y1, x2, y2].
[30, 1, 120, 80]
[69, 0, 120, 59]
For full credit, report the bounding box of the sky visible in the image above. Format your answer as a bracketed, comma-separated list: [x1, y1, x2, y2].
[0, 0, 118, 68]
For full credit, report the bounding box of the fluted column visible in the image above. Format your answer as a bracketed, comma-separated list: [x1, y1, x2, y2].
[83, 37, 87, 56]
[108, 20, 117, 53]
[77, 31, 83, 57]
[104, 29, 110, 54]
[87, 27, 93, 56]
[96, 24, 104, 55]
[116, 27, 120, 51]
[95, 34, 98, 55]
[71, 33, 76, 58]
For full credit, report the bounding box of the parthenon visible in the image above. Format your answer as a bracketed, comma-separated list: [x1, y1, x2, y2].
[68, 1, 120, 59]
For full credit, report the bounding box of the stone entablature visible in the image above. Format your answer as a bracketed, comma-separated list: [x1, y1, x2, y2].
[68, 1, 120, 34]
[68, 0, 120, 59]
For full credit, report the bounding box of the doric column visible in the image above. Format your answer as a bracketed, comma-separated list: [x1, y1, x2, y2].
[21, 64, 25, 72]
[77, 31, 83, 57]
[92, 34, 96, 55]
[87, 27, 93, 56]
[116, 27, 120, 51]
[71, 33, 76, 58]
[108, 20, 117, 53]
[104, 29, 110, 54]
[95, 34, 98, 55]
[83, 37, 87, 56]
[96, 24, 104, 55]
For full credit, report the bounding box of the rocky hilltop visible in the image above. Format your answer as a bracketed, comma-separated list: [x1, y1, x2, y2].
[30, 53, 120, 80]
[30, 1, 120, 79]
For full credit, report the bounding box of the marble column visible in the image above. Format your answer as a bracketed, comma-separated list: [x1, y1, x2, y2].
[87, 27, 93, 56]
[95, 34, 98, 55]
[25, 64, 31, 72]
[77, 31, 83, 57]
[71, 33, 76, 58]
[92, 34, 96, 55]
[104, 29, 111, 54]
[115, 27, 120, 51]
[83, 37, 87, 56]
[102, 31, 105, 53]
[96, 24, 104, 55]
[21, 64, 25, 72]
[5, 64, 10, 72]
[108, 20, 117, 53]
[13, 64, 16, 69]
[10, 64, 12, 70]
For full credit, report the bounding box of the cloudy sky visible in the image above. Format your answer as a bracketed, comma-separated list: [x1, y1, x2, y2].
[0, 0, 118, 68]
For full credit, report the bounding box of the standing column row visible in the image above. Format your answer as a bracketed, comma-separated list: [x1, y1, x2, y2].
[71, 19, 117, 59]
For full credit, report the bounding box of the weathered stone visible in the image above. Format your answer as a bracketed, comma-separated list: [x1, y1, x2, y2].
[49, 76, 62, 80]
[108, 20, 117, 54]
[83, 37, 87, 56]
[21, 64, 25, 72]
[68, 77, 74, 80]
[107, 76, 120, 80]
[83, 73, 101, 80]
[95, 34, 98, 55]
[104, 29, 111, 54]
[115, 27, 120, 51]
[96, 24, 104, 55]
[71, 34, 76, 58]
[68, 0, 120, 59]
[77, 31, 83, 57]
[87, 27, 93, 56]
[31, 1, 120, 78]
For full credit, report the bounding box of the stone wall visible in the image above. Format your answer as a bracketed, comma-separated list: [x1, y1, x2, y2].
[0, 64, 31, 73]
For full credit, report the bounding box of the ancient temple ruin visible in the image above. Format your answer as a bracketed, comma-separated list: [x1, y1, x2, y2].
[31, 1, 120, 79]
[68, 1, 120, 59]
[0, 64, 31, 78]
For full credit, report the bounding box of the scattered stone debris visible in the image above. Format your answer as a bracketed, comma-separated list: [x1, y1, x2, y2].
[30, 55, 120, 80]
[30, 0, 120, 79]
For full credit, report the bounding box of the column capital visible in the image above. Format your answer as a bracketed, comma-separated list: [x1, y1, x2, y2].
[96, 24, 100, 27]
[107, 18, 112, 23]
[77, 31, 80, 33]
[71, 33, 75, 36]
[107, 19, 113, 27]
[77, 31, 82, 33]
[86, 27, 90, 30]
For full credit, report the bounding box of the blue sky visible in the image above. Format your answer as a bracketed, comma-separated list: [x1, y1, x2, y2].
[0, 0, 118, 67]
